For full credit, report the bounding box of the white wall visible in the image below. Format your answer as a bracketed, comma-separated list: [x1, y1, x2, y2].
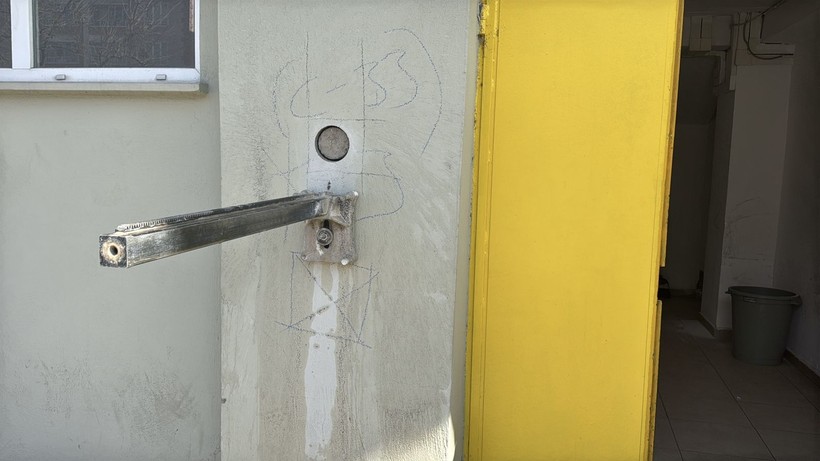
[701, 64, 792, 330]
[217, 1, 476, 459]
[0, 3, 221, 460]
[702, 91, 735, 330]
[773, 12, 820, 374]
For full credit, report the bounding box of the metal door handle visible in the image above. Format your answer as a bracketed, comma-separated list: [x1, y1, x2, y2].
[99, 192, 358, 268]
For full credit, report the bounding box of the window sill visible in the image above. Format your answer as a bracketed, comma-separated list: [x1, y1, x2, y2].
[0, 81, 208, 95]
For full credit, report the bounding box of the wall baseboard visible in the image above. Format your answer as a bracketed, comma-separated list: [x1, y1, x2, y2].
[698, 312, 733, 341]
[784, 350, 820, 386]
[698, 312, 715, 335]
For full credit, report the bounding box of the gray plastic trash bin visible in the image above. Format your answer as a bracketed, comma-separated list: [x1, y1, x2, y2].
[727, 286, 801, 366]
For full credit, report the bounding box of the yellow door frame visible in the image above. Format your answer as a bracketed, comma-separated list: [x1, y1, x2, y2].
[465, 1, 683, 458]
[464, 0, 500, 458]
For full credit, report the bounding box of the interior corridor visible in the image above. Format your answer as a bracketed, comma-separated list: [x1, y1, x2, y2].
[654, 297, 820, 460]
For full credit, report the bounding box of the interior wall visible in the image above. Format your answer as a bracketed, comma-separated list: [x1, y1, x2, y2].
[665, 57, 717, 291]
[0, 3, 221, 460]
[701, 91, 735, 329]
[718, 65, 792, 329]
[701, 64, 792, 330]
[773, 11, 820, 374]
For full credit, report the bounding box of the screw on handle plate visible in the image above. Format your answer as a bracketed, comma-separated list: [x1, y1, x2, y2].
[301, 192, 358, 265]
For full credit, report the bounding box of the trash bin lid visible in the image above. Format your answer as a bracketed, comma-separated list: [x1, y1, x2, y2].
[727, 286, 801, 305]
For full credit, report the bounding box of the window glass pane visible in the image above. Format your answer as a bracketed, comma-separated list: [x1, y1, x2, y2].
[36, 0, 194, 68]
[0, 0, 10, 68]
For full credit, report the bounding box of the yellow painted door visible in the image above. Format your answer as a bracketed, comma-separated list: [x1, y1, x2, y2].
[466, 1, 682, 459]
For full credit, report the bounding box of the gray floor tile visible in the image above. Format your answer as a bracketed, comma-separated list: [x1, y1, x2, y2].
[664, 394, 750, 426]
[780, 361, 820, 410]
[741, 402, 820, 434]
[700, 349, 813, 408]
[658, 398, 669, 421]
[694, 338, 733, 355]
[661, 355, 725, 380]
[657, 300, 820, 461]
[669, 419, 772, 460]
[702, 346, 786, 380]
[660, 372, 736, 402]
[654, 446, 683, 461]
[720, 370, 812, 409]
[656, 415, 679, 449]
[661, 354, 713, 373]
[758, 429, 820, 461]
[680, 451, 772, 460]
[678, 321, 720, 342]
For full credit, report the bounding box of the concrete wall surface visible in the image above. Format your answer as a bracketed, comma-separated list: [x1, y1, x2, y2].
[0, 3, 221, 460]
[217, 1, 475, 460]
[774, 12, 820, 374]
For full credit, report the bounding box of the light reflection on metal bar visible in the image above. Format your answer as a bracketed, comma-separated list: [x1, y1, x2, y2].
[99, 193, 330, 268]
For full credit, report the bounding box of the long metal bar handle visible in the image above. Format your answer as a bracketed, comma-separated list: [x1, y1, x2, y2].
[99, 192, 358, 268]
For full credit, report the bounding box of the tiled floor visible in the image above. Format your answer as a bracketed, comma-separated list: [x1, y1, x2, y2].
[654, 297, 820, 461]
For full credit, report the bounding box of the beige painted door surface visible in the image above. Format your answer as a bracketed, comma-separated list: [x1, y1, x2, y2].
[218, 1, 475, 460]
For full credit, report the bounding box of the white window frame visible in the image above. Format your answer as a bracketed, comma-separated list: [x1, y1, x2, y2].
[1, 0, 200, 84]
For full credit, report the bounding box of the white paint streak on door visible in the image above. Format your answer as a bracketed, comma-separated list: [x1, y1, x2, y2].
[304, 263, 339, 459]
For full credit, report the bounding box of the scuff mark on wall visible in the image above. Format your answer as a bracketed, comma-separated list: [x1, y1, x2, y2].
[111, 371, 197, 445]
